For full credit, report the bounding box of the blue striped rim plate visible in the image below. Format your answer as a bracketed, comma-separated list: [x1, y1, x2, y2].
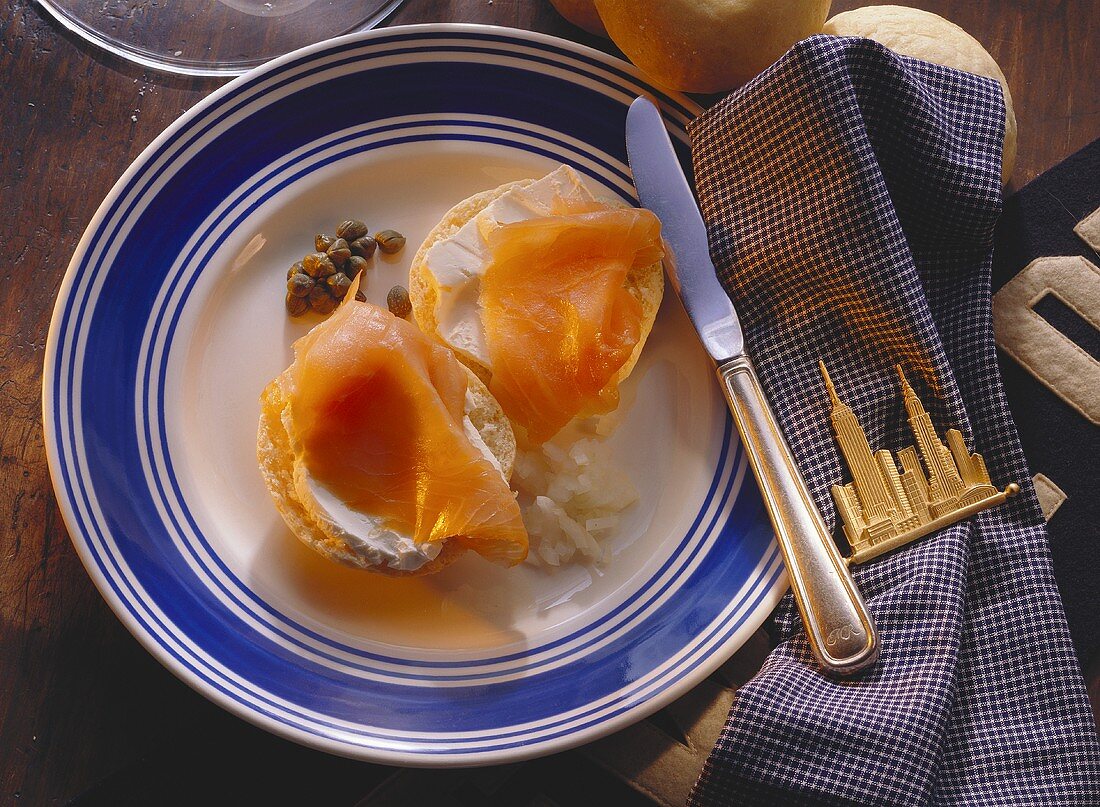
[42, 24, 785, 765]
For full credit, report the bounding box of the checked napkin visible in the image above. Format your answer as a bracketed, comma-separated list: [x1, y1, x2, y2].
[685, 36, 1100, 806]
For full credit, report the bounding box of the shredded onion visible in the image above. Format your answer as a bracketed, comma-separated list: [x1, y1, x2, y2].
[513, 432, 637, 568]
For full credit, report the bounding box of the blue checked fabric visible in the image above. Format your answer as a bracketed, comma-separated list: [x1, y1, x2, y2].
[686, 36, 1100, 806]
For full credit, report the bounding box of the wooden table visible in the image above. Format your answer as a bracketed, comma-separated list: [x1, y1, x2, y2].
[1, 1, 1096, 803]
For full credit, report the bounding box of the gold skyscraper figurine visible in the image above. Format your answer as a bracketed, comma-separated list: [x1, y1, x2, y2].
[821, 363, 1019, 564]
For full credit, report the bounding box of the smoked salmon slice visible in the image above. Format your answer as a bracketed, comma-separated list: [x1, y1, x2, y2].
[285, 300, 527, 564]
[480, 208, 663, 444]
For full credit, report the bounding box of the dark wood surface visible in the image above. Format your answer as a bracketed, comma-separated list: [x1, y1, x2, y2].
[1, 1, 1097, 803]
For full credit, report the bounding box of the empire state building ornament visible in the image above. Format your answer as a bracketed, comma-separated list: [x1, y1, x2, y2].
[821, 363, 1019, 565]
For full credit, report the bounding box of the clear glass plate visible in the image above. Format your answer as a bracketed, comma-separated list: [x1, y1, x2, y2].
[35, 0, 404, 77]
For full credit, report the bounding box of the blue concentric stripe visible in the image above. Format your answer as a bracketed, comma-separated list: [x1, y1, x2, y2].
[246, 30, 700, 126]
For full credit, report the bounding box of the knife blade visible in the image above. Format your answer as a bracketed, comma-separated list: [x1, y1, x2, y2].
[624, 98, 743, 364]
[626, 96, 879, 675]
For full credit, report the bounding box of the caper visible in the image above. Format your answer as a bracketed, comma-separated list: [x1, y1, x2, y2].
[327, 272, 352, 299]
[312, 294, 338, 315]
[375, 229, 406, 254]
[345, 255, 368, 279]
[287, 261, 305, 280]
[315, 233, 335, 253]
[309, 284, 337, 315]
[285, 291, 309, 317]
[336, 219, 369, 242]
[302, 252, 336, 278]
[326, 237, 351, 267]
[354, 289, 367, 303]
[387, 284, 412, 319]
[287, 272, 314, 297]
[301, 253, 323, 277]
[349, 235, 377, 259]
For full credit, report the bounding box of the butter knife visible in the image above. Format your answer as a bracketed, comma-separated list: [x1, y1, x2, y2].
[625, 96, 878, 675]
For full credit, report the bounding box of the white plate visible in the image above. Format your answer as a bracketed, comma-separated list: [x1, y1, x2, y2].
[43, 24, 784, 765]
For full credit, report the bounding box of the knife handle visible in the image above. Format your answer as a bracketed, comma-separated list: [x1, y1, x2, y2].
[718, 356, 879, 675]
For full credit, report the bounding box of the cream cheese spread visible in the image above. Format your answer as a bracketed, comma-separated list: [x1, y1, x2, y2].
[422, 165, 600, 367]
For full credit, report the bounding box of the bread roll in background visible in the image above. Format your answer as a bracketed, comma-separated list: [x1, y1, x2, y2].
[823, 5, 1017, 185]
[593, 0, 832, 93]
